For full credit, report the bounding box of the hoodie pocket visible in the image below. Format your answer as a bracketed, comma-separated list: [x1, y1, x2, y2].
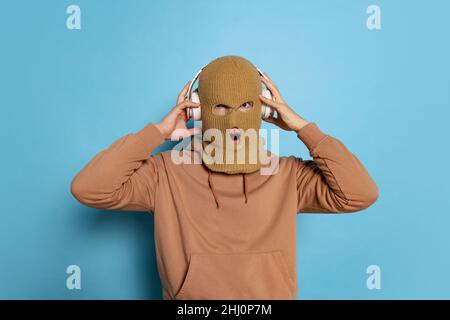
[174, 250, 294, 300]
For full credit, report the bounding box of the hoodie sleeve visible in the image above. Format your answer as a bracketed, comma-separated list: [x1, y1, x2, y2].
[294, 122, 378, 214]
[70, 123, 165, 212]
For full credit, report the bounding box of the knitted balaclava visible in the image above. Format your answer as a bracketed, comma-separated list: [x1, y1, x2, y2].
[198, 56, 264, 174]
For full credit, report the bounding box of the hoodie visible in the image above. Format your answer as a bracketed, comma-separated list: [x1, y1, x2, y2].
[70, 122, 378, 299]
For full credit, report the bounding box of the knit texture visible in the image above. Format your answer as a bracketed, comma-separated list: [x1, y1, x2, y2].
[198, 56, 264, 174]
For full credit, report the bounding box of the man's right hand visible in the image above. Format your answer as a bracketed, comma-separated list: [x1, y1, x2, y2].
[155, 81, 201, 141]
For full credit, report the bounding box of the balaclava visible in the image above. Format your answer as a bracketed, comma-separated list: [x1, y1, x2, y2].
[198, 55, 264, 174]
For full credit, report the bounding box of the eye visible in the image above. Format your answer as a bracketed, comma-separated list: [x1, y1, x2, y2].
[239, 101, 253, 112]
[212, 104, 232, 115]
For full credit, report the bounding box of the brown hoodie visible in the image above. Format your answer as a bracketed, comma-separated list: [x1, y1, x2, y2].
[70, 122, 378, 300]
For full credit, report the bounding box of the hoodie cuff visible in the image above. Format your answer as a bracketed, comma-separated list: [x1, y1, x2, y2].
[296, 122, 328, 151]
[134, 122, 166, 154]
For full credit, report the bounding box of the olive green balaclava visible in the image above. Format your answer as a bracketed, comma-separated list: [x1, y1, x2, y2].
[198, 56, 264, 174]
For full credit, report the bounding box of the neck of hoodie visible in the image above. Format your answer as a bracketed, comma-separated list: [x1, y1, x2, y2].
[207, 170, 248, 209]
[190, 135, 267, 210]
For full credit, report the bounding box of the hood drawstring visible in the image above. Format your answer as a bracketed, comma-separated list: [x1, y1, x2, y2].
[207, 170, 220, 209]
[207, 171, 249, 209]
[242, 173, 248, 204]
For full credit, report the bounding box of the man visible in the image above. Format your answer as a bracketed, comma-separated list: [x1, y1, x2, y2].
[71, 56, 378, 300]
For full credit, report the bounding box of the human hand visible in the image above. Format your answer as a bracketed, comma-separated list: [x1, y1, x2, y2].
[259, 73, 310, 133]
[155, 81, 201, 141]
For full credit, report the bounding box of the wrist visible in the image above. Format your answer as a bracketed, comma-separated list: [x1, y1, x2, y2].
[295, 122, 327, 150]
[293, 119, 310, 134]
[135, 122, 166, 152]
[155, 122, 168, 139]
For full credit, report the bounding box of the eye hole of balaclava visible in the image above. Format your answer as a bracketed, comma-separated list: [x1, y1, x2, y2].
[212, 101, 254, 116]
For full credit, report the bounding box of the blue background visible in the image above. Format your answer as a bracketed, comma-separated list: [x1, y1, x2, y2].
[0, 0, 449, 299]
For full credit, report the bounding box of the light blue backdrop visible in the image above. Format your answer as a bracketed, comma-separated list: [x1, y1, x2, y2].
[1, 0, 449, 299]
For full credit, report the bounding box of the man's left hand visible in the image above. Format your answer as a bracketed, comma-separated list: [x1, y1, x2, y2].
[259, 73, 310, 134]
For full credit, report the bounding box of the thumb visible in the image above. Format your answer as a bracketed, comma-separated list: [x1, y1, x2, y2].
[170, 127, 201, 141]
[188, 127, 202, 136]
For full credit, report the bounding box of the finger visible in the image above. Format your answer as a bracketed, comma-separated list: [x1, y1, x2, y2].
[259, 94, 283, 110]
[169, 128, 189, 141]
[261, 71, 271, 80]
[263, 116, 283, 128]
[175, 109, 188, 123]
[260, 76, 283, 102]
[263, 115, 278, 124]
[188, 127, 202, 136]
[168, 102, 199, 122]
[175, 100, 200, 111]
[170, 127, 201, 141]
[260, 75, 277, 92]
[171, 100, 199, 121]
[263, 116, 275, 124]
[177, 81, 191, 104]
